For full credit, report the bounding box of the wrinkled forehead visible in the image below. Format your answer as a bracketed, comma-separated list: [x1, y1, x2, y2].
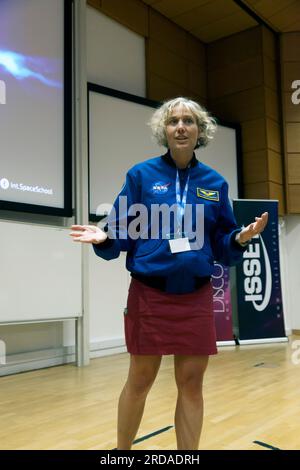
[167, 102, 196, 118]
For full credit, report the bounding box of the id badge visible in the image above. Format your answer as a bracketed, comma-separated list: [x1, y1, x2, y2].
[168, 237, 191, 254]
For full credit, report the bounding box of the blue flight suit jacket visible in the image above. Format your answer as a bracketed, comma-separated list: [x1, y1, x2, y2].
[93, 151, 246, 294]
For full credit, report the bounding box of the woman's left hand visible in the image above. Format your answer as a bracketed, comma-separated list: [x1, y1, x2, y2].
[238, 211, 269, 244]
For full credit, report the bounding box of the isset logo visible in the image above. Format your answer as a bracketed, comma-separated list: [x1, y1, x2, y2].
[0, 79, 6, 104]
[243, 233, 272, 311]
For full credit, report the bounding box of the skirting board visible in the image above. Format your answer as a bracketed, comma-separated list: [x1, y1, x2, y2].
[217, 341, 236, 346]
[239, 337, 288, 345]
[0, 339, 127, 376]
[0, 335, 293, 376]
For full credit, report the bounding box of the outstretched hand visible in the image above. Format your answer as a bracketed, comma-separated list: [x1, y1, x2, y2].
[69, 224, 108, 245]
[238, 212, 269, 244]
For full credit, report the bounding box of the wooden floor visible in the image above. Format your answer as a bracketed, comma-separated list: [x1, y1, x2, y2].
[0, 336, 299, 450]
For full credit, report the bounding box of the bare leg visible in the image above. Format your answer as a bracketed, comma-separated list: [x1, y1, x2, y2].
[117, 354, 162, 450]
[174, 355, 209, 450]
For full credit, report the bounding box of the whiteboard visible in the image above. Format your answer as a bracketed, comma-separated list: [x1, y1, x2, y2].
[0, 220, 82, 323]
[88, 85, 240, 217]
[88, 86, 163, 217]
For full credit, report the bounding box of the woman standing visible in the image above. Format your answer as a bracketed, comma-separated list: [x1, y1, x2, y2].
[70, 97, 268, 450]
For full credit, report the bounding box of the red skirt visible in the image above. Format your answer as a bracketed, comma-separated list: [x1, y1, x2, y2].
[124, 278, 217, 356]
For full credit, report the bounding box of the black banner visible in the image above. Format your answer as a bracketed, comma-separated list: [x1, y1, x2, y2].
[233, 200, 286, 342]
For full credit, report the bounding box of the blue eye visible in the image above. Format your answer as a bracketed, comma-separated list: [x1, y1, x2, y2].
[167, 116, 195, 125]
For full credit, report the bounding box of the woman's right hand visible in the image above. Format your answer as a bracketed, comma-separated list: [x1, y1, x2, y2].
[69, 224, 108, 245]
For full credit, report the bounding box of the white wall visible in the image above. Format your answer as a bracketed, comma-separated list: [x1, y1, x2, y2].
[279, 217, 291, 334]
[284, 215, 300, 330]
[86, 6, 145, 97]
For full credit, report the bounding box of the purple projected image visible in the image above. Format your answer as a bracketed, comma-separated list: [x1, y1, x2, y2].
[0, 0, 71, 215]
[0, 49, 62, 89]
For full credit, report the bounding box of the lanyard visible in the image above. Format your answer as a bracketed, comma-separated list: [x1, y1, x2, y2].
[175, 169, 190, 235]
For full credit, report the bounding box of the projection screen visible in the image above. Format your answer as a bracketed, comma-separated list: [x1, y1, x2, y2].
[0, 0, 72, 216]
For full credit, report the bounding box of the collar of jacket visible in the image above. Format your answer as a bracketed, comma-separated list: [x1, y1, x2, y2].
[161, 149, 198, 169]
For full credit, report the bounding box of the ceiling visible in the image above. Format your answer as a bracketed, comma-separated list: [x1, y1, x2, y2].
[141, 0, 300, 43]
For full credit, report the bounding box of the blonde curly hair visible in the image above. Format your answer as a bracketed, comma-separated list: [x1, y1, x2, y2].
[149, 97, 217, 149]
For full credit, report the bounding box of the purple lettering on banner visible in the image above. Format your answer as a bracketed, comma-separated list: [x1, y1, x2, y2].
[212, 263, 234, 342]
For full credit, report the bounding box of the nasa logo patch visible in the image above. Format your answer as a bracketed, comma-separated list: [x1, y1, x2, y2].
[151, 181, 171, 194]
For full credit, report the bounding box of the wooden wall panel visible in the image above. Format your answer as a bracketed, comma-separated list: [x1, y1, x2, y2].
[286, 123, 300, 153]
[147, 40, 188, 88]
[152, 0, 210, 19]
[171, 0, 238, 32]
[244, 182, 284, 214]
[264, 57, 278, 91]
[87, 0, 102, 9]
[262, 27, 276, 61]
[193, 10, 257, 44]
[287, 185, 300, 213]
[207, 26, 262, 70]
[281, 33, 300, 62]
[280, 32, 300, 213]
[246, 0, 296, 19]
[210, 86, 265, 122]
[268, 150, 283, 185]
[207, 25, 285, 214]
[265, 87, 280, 121]
[243, 150, 268, 184]
[266, 119, 281, 153]
[285, 20, 300, 33]
[269, 182, 285, 215]
[287, 154, 300, 184]
[188, 62, 206, 98]
[284, 93, 300, 122]
[244, 182, 269, 200]
[208, 56, 264, 98]
[100, 0, 148, 37]
[242, 118, 267, 152]
[148, 9, 187, 57]
[269, 3, 300, 31]
[147, 73, 190, 101]
[282, 62, 300, 93]
[147, 7, 207, 102]
[186, 34, 206, 66]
